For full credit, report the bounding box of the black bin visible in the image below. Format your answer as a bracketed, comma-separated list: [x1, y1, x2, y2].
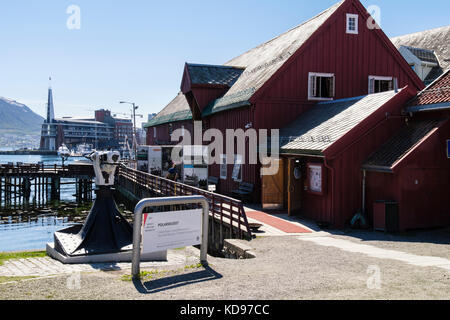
[373, 200, 399, 233]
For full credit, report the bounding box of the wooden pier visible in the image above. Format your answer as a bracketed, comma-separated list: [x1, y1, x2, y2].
[0, 163, 95, 208]
[1, 162, 253, 253]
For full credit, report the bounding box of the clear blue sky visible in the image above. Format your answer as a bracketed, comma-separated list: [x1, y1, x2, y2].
[0, 0, 448, 126]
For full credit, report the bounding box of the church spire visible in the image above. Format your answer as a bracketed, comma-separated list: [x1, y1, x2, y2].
[47, 77, 55, 123]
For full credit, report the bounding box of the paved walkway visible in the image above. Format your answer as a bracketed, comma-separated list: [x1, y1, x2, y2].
[0, 251, 191, 278]
[246, 210, 313, 234]
[244, 206, 317, 236]
[298, 235, 450, 271]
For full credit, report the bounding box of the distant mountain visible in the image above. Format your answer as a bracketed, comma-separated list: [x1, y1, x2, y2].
[0, 97, 44, 135]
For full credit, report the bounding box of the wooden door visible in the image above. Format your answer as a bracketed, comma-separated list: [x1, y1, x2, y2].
[287, 158, 303, 216]
[261, 158, 284, 210]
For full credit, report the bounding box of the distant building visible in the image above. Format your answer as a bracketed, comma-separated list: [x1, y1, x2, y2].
[95, 109, 133, 149]
[40, 89, 133, 151]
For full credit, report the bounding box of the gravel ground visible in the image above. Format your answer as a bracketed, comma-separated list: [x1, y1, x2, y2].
[0, 229, 449, 300]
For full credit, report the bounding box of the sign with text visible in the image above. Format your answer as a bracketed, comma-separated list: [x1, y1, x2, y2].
[142, 209, 202, 254]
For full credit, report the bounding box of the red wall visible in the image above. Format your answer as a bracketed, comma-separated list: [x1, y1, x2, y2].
[192, 87, 228, 115]
[146, 121, 193, 146]
[365, 118, 450, 231]
[297, 88, 414, 228]
[205, 106, 259, 198]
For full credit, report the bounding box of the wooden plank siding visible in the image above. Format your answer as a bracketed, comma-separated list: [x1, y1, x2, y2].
[146, 120, 194, 146]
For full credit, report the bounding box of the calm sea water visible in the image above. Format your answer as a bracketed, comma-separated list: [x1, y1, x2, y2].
[0, 155, 90, 252]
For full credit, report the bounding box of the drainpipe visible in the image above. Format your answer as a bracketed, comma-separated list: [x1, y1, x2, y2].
[350, 169, 368, 229]
[362, 169, 367, 215]
[323, 157, 335, 226]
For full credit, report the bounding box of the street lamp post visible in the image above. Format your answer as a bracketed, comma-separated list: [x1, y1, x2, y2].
[119, 101, 139, 161]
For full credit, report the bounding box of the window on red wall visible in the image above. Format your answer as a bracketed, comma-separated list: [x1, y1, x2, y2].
[368, 76, 396, 94]
[346, 13, 359, 34]
[308, 73, 335, 101]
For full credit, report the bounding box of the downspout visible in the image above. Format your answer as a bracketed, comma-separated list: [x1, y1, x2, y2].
[323, 157, 335, 226]
[350, 169, 368, 229]
[362, 169, 366, 215]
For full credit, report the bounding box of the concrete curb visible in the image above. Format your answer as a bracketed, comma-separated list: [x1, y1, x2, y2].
[223, 239, 256, 259]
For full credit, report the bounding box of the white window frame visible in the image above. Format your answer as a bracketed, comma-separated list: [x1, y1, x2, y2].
[153, 127, 156, 138]
[346, 14, 359, 34]
[368, 75, 394, 94]
[308, 72, 335, 101]
[220, 154, 227, 180]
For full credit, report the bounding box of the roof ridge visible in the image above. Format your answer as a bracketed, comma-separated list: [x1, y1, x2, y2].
[391, 25, 450, 40]
[187, 63, 245, 70]
[224, 0, 345, 65]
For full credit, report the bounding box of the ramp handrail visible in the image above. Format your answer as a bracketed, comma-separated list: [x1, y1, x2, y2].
[117, 165, 252, 240]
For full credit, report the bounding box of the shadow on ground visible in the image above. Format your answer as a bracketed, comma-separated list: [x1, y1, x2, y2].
[133, 265, 222, 294]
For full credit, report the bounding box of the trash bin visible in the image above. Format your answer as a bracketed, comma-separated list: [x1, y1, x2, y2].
[373, 200, 399, 233]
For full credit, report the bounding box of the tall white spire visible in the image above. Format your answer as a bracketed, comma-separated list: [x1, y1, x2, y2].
[47, 77, 55, 123]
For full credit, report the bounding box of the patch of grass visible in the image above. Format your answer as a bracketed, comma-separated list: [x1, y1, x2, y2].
[0, 276, 37, 284]
[0, 251, 47, 266]
[121, 270, 160, 282]
[184, 263, 203, 270]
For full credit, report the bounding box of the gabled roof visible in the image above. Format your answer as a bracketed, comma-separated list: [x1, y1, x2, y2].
[204, 0, 345, 116]
[143, 92, 192, 128]
[280, 90, 401, 155]
[362, 119, 444, 172]
[184, 64, 244, 87]
[391, 25, 450, 71]
[405, 69, 450, 112]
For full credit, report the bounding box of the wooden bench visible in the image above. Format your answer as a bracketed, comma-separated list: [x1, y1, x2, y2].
[232, 182, 254, 202]
[207, 176, 219, 192]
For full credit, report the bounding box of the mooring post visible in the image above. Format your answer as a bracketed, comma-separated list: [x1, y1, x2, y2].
[50, 178, 60, 201]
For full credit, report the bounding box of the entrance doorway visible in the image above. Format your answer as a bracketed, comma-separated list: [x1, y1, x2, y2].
[287, 158, 303, 216]
[261, 158, 284, 210]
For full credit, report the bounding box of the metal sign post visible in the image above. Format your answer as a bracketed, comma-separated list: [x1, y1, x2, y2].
[132, 195, 209, 280]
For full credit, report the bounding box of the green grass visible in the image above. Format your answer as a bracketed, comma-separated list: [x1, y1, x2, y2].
[0, 251, 48, 266]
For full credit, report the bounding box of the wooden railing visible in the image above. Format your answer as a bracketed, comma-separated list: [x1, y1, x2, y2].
[117, 165, 253, 240]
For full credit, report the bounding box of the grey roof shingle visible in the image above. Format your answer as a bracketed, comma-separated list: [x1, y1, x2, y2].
[186, 64, 244, 87]
[362, 119, 444, 172]
[143, 92, 192, 128]
[280, 90, 400, 155]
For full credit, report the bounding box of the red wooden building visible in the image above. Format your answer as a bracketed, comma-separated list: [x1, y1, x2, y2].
[363, 70, 450, 231]
[143, 0, 449, 230]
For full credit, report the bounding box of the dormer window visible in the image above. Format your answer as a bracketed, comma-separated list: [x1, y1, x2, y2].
[346, 14, 359, 34]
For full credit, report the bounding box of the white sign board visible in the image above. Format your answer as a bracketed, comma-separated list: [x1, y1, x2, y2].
[309, 165, 322, 193]
[142, 209, 202, 254]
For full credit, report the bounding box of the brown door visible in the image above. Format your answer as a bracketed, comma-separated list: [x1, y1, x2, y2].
[261, 158, 284, 210]
[287, 158, 303, 216]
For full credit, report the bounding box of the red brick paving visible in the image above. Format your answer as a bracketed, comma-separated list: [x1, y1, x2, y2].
[246, 211, 313, 234]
